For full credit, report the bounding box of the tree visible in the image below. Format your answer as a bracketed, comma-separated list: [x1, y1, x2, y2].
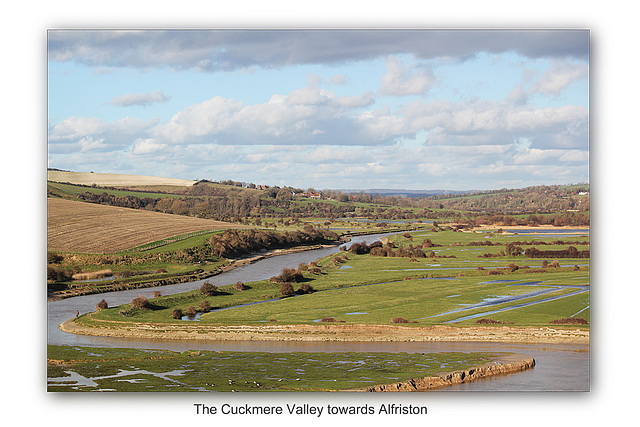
[172, 308, 183, 319]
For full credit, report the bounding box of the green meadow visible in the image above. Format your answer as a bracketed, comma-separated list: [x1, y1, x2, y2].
[86, 229, 589, 328]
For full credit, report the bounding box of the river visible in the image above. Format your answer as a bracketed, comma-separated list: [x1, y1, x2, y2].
[47, 232, 589, 391]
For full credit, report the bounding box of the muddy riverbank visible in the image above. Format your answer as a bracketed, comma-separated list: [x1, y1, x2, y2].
[356, 353, 536, 391]
[60, 320, 588, 344]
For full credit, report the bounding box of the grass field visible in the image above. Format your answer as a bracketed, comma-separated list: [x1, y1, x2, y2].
[47, 198, 247, 253]
[87, 228, 589, 328]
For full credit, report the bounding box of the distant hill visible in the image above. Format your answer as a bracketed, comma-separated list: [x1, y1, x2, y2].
[338, 188, 471, 198]
[47, 170, 197, 188]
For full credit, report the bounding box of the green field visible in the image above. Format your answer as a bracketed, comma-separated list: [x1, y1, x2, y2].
[86, 229, 589, 328]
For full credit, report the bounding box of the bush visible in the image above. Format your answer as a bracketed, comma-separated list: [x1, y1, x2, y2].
[391, 317, 409, 323]
[550, 317, 588, 325]
[200, 281, 218, 296]
[172, 308, 183, 319]
[279, 282, 295, 297]
[186, 306, 197, 317]
[476, 318, 513, 324]
[199, 300, 211, 311]
[152, 291, 162, 298]
[320, 317, 336, 322]
[507, 263, 519, 272]
[47, 252, 63, 264]
[130, 295, 149, 309]
[95, 299, 108, 310]
[296, 283, 315, 294]
[271, 268, 304, 283]
[233, 281, 247, 291]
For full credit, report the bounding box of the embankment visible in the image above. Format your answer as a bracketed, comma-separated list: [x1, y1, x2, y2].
[356, 353, 535, 391]
[60, 321, 589, 344]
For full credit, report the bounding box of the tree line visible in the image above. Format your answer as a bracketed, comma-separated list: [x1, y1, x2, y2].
[208, 227, 339, 258]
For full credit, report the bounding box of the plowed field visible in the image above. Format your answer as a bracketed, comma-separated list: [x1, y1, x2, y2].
[47, 198, 247, 253]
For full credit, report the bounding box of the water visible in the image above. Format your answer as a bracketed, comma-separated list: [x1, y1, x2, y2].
[47, 231, 589, 391]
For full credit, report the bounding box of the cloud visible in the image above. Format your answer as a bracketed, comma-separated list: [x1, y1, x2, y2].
[508, 60, 588, 103]
[48, 30, 589, 72]
[530, 61, 588, 96]
[109, 91, 170, 107]
[130, 138, 167, 155]
[399, 99, 588, 150]
[150, 85, 378, 146]
[378, 56, 436, 96]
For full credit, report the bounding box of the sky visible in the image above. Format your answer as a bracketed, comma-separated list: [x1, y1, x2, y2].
[47, 29, 589, 191]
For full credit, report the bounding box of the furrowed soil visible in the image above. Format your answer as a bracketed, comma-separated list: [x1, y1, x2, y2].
[47, 198, 248, 253]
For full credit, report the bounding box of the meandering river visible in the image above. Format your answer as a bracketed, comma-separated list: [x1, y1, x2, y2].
[47, 232, 589, 391]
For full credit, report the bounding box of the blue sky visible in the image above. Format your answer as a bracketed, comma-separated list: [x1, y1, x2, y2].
[47, 30, 589, 190]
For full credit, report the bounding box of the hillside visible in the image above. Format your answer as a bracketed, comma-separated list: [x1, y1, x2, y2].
[47, 198, 247, 253]
[47, 170, 197, 188]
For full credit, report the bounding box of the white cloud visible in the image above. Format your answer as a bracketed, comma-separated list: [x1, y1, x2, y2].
[110, 91, 170, 107]
[378, 56, 436, 96]
[508, 61, 588, 103]
[78, 136, 106, 152]
[49, 116, 106, 141]
[531, 61, 588, 96]
[130, 139, 167, 155]
[151, 85, 377, 146]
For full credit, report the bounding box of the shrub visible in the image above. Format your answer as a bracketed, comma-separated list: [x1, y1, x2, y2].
[297, 283, 315, 294]
[391, 317, 409, 323]
[95, 299, 108, 310]
[320, 317, 336, 322]
[550, 317, 588, 325]
[488, 269, 504, 275]
[172, 308, 183, 319]
[507, 263, 519, 272]
[200, 281, 218, 296]
[279, 282, 295, 297]
[233, 281, 247, 291]
[152, 291, 162, 298]
[47, 252, 63, 264]
[186, 306, 197, 317]
[476, 318, 513, 324]
[199, 300, 211, 311]
[130, 295, 149, 309]
[271, 268, 304, 283]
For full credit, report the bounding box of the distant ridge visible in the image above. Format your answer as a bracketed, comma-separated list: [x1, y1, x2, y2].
[47, 170, 197, 187]
[337, 188, 472, 198]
